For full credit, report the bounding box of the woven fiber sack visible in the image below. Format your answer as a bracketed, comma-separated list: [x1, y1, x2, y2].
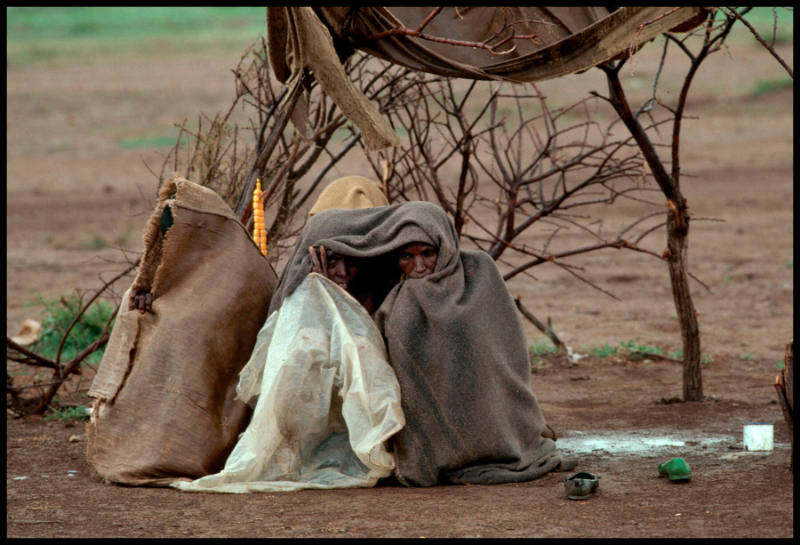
[87, 176, 277, 486]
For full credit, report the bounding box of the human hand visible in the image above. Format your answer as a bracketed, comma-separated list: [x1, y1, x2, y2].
[130, 289, 153, 313]
[309, 245, 329, 278]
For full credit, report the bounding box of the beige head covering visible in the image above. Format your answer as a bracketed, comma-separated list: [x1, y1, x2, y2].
[308, 176, 389, 218]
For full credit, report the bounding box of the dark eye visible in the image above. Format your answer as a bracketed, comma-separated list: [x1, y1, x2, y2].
[399, 253, 411, 261]
[423, 249, 436, 258]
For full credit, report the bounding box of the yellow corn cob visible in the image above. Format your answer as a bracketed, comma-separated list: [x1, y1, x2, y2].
[253, 179, 262, 248]
[252, 179, 261, 245]
[252, 179, 267, 256]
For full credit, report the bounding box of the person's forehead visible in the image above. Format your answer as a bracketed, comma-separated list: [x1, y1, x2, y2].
[401, 242, 436, 252]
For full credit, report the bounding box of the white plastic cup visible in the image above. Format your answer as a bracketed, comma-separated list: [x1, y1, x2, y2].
[743, 422, 774, 451]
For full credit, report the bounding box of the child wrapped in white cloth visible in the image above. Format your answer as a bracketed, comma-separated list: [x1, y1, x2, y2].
[172, 272, 404, 493]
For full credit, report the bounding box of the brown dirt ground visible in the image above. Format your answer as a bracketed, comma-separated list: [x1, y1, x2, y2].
[6, 32, 793, 538]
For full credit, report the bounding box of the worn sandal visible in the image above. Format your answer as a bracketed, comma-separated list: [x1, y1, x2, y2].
[564, 471, 599, 500]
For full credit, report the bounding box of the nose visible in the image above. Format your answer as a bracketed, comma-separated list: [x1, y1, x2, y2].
[414, 256, 427, 272]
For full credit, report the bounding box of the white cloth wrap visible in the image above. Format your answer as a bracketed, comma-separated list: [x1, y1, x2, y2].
[172, 273, 405, 493]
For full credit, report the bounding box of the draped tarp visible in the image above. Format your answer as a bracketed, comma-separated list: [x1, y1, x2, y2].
[266, 6, 711, 150]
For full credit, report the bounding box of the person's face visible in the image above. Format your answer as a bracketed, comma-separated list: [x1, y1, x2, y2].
[327, 252, 359, 290]
[397, 242, 438, 279]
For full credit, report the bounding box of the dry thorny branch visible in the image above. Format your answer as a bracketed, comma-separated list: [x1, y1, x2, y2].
[7, 259, 140, 415]
[357, 72, 700, 353]
[157, 39, 420, 259]
[363, 7, 550, 55]
[590, 6, 792, 400]
[6, 40, 418, 413]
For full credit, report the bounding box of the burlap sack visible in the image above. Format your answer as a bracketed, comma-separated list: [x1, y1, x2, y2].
[87, 176, 277, 486]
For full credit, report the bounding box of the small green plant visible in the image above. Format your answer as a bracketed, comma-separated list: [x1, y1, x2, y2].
[7, 7, 267, 68]
[733, 7, 794, 45]
[529, 338, 559, 357]
[29, 293, 115, 364]
[620, 339, 664, 358]
[669, 349, 713, 363]
[785, 260, 793, 269]
[591, 344, 618, 358]
[529, 338, 559, 371]
[748, 77, 793, 98]
[43, 405, 90, 422]
[739, 353, 754, 361]
[84, 235, 109, 249]
[117, 134, 189, 150]
[776, 360, 786, 369]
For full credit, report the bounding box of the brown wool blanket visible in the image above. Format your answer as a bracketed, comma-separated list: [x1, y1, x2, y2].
[271, 201, 561, 486]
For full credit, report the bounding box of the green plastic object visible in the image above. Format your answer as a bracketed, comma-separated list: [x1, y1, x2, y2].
[658, 457, 691, 481]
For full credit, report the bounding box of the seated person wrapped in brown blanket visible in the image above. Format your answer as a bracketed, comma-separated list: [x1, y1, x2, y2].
[269, 200, 563, 486]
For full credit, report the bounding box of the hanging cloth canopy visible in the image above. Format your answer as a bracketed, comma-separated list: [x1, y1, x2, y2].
[266, 6, 711, 151]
